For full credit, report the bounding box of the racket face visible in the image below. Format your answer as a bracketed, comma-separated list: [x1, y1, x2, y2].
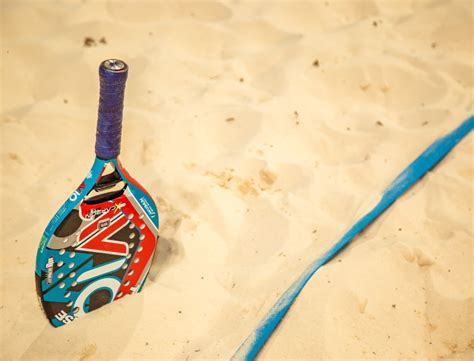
[35, 158, 159, 327]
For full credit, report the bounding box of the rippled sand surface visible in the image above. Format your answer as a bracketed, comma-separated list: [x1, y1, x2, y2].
[1, 1, 473, 359]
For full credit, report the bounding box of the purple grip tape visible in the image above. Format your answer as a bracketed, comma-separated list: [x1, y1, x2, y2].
[95, 59, 128, 160]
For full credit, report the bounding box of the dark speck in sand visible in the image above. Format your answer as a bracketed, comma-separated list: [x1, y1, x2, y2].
[84, 36, 107, 47]
[83, 37, 96, 47]
[392, 304, 396, 308]
[226, 117, 235, 122]
[373, 21, 378, 27]
[422, 121, 429, 126]
[239, 77, 244, 82]
[431, 42, 437, 48]
[376, 120, 384, 126]
[63, 99, 68, 104]
[313, 59, 320, 67]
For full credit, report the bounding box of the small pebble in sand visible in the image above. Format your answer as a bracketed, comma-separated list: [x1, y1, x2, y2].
[239, 77, 244, 82]
[373, 21, 378, 27]
[312, 59, 319, 67]
[99, 37, 107, 44]
[63, 99, 68, 104]
[376, 120, 384, 126]
[226, 117, 235, 122]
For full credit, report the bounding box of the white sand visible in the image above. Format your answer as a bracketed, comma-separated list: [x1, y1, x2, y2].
[1, 1, 473, 360]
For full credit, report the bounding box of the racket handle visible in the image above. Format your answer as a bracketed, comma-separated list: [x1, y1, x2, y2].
[95, 59, 128, 160]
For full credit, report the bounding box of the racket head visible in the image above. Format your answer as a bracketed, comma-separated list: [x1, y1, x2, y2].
[35, 157, 159, 327]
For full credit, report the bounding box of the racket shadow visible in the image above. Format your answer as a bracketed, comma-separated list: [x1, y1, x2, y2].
[147, 235, 184, 284]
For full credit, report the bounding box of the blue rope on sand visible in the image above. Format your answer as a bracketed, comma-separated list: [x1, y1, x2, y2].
[232, 115, 474, 360]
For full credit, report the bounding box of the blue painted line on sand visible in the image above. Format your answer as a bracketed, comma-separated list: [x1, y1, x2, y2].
[232, 116, 474, 360]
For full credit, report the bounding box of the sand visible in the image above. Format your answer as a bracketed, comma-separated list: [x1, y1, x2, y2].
[1, 0, 473, 360]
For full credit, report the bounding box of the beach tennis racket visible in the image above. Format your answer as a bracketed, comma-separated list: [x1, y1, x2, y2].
[35, 59, 159, 327]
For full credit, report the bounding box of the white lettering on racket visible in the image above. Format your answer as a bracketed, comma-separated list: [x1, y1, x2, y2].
[55, 310, 74, 324]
